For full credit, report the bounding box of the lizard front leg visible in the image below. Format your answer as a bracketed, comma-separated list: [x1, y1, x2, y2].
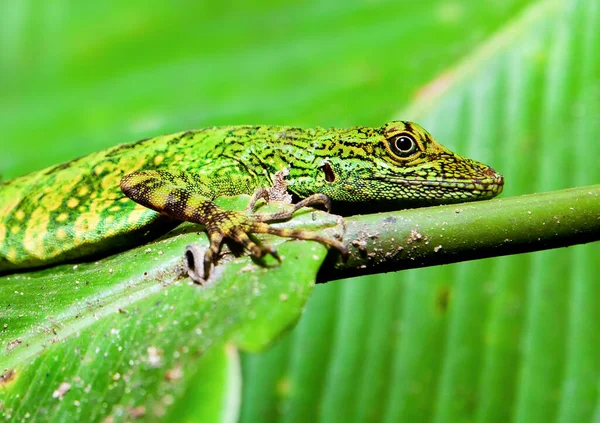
[120, 170, 347, 283]
[246, 168, 333, 223]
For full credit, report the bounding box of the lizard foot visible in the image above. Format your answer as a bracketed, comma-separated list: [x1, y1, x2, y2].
[190, 208, 347, 284]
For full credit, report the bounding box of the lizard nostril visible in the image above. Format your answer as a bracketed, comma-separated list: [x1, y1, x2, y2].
[484, 166, 505, 190]
[484, 166, 503, 181]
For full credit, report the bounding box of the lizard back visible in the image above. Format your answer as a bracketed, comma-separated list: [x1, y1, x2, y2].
[0, 126, 314, 271]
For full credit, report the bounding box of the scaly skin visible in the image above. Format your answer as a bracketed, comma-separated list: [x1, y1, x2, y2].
[0, 121, 504, 277]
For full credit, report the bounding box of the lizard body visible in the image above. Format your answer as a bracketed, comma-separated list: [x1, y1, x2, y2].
[0, 121, 503, 277]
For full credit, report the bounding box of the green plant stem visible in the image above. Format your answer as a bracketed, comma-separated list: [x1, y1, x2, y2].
[317, 185, 600, 282]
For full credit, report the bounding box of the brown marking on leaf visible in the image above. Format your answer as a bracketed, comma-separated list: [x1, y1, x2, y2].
[0, 369, 16, 386]
[436, 286, 452, 313]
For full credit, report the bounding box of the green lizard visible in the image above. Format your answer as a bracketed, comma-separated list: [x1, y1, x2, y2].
[0, 121, 503, 280]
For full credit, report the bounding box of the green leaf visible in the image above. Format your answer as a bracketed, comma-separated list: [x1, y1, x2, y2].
[1, 0, 599, 422]
[0, 199, 332, 421]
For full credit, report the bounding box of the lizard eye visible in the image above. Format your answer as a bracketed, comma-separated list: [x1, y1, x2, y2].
[388, 133, 418, 158]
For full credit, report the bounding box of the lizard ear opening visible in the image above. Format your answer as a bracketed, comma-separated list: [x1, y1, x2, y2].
[322, 162, 336, 183]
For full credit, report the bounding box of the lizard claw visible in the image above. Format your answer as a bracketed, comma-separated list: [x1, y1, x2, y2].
[192, 212, 284, 282]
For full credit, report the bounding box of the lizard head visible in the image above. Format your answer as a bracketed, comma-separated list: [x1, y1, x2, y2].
[312, 121, 504, 206]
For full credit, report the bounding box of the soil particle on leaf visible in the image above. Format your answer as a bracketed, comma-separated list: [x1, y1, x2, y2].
[389, 246, 404, 258]
[239, 264, 255, 273]
[6, 339, 22, 352]
[146, 346, 163, 367]
[129, 406, 146, 419]
[351, 238, 368, 253]
[165, 365, 183, 382]
[406, 229, 426, 244]
[52, 382, 71, 400]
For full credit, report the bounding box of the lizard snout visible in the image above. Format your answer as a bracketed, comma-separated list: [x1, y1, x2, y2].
[487, 167, 504, 185]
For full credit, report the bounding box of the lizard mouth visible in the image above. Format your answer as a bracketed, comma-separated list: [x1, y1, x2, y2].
[372, 174, 505, 196]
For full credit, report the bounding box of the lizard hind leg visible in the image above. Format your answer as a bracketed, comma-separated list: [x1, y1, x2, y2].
[121, 170, 346, 282]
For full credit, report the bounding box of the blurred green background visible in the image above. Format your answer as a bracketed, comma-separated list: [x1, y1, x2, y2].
[2, 1, 533, 178]
[1, 0, 599, 422]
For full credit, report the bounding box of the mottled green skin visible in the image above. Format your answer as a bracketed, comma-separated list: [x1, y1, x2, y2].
[0, 121, 503, 273]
